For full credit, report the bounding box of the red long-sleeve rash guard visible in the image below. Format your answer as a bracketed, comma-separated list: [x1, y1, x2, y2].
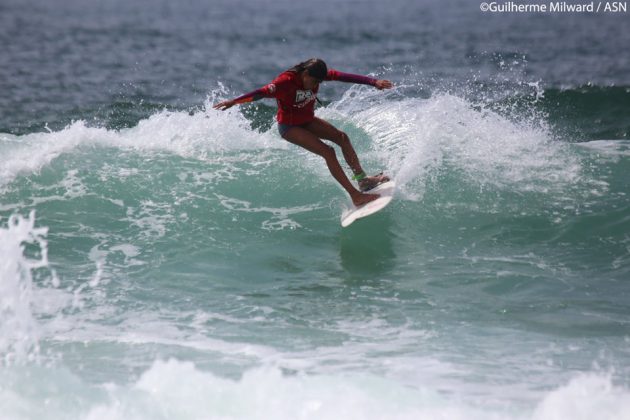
[233, 69, 378, 125]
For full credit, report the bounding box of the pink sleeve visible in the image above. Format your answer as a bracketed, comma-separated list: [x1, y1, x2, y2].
[326, 69, 377, 86]
[233, 88, 267, 104]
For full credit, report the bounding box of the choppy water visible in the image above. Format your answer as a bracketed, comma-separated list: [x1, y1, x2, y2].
[2, 0, 630, 419]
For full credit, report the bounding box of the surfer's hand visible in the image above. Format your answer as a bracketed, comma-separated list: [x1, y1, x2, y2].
[375, 80, 393, 90]
[213, 100, 236, 111]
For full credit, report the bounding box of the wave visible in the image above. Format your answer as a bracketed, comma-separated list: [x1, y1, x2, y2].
[0, 100, 280, 190]
[0, 85, 622, 231]
[537, 86, 630, 140]
[2, 83, 626, 191]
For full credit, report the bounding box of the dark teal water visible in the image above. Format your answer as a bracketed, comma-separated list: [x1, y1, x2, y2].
[1, 0, 630, 419]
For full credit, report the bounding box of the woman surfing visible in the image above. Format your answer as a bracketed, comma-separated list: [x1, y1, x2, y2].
[213, 58, 393, 207]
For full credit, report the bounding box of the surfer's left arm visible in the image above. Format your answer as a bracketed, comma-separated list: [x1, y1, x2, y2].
[326, 70, 393, 90]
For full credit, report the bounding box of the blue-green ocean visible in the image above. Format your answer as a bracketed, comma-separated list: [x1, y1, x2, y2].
[2, 0, 630, 418]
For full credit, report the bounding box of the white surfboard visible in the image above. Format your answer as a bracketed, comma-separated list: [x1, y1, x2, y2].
[341, 180, 396, 227]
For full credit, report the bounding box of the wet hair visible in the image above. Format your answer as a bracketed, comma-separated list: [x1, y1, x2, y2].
[287, 58, 328, 81]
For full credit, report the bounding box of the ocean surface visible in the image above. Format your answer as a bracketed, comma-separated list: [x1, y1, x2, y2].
[2, 0, 630, 418]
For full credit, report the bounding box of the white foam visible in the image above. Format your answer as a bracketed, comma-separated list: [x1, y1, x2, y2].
[577, 139, 630, 158]
[4, 359, 628, 420]
[215, 193, 325, 230]
[0, 98, 282, 189]
[0, 212, 51, 364]
[0, 125, 109, 189]
[327, 87, 587, 201]
[532, 374, 630, 420]
[84, 359, 506, 420]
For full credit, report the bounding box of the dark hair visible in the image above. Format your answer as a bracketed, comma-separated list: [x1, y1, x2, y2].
[288, 58, 328, 81]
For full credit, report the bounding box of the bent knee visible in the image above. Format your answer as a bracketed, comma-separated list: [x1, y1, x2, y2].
[320, 145, 336, 161]
[337, 131, 350, 145]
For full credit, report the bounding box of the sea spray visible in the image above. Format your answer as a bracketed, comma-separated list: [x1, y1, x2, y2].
[325, 86, 589, 204]
[0, 211, 54, 365]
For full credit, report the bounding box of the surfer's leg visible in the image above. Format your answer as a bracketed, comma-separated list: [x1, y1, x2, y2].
[282, 126, 378, 206]
[305, 118, 390, 190]
[303, 118, 364, 177]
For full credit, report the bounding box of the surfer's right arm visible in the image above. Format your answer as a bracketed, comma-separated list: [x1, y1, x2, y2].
[213, 83, 277, 111]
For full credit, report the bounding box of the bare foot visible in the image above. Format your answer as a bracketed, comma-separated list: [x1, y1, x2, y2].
[352, 192, 380, 207]
[358, 173, 390, 192]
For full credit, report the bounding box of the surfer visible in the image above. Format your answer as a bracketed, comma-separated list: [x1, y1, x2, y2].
[213, 58, 393, 206]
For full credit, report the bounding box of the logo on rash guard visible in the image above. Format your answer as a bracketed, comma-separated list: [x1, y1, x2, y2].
[294, 90, 316, 107]
[266, 83, 276, 94]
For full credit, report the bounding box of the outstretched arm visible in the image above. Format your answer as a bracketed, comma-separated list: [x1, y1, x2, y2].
[326, 70, 393, 90]
[213, 85, 276, 111]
